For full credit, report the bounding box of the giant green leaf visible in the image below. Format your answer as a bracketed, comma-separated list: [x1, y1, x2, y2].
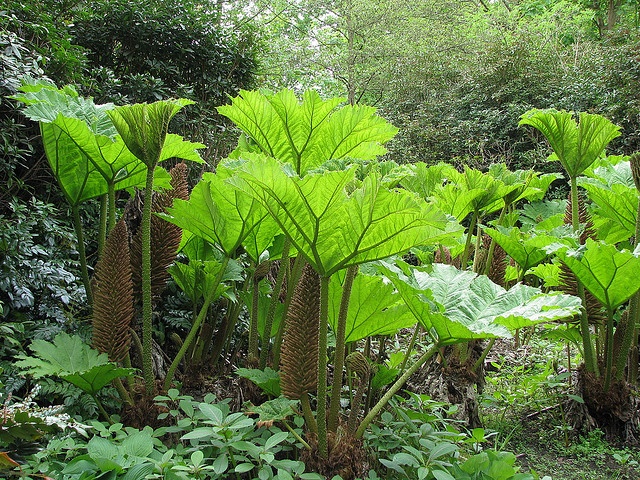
[328, 270, 415, 343]
[401, 162, 459, 199]
[14, 78, 115, 136]
[519, 109, 621, 178]
[558, 239, 640, 311]
[107, 99, 196, 167]
[380, 262, 581, 345]
[218, 89, 398, 175]
[430, 183, 486, 222]
[163, 171, 274, 257]
[17, 83, 203, 206]
[484, 227, 566, 274]
[15, 332, 134, 395]
[226, 154, 454, 276]
[578, 161, 638, 242]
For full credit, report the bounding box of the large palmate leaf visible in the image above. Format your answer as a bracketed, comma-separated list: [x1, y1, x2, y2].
[328, 270, 415, 343]
[380, 262, 581, 345]
[218, 89, 398, 175]
[17, 83, 203, 206]
[401, 162, 459, 199]
[430, 183, 486, 222]
[484, 227, 566, 274]
[163, 171, 275, 257]
[15, 332, 134, 395]
[519, 109, 621, 178]
[487, 163, 561, 205]
[558, 239, 640, 311]
[169, 235, 243, 303]
[14, 78, 115, 136]
[226, 154, 454, 276]
[107, 99, 197, 168]
[578, 161, 638, 242]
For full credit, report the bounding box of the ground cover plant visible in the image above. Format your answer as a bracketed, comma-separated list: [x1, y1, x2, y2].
[2, 78, 640, 478]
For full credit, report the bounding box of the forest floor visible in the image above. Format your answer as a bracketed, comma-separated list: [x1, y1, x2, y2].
[481, 339, 640, 480]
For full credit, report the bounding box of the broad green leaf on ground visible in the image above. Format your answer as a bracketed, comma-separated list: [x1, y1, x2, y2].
[484, 227, 566, 273]
[519, 109, 621, 178]
[218, 89, 398, 175]
[226, 155, 453, 276]
[558, 239, 640, 311]
[328, 270, 415, 343]
[15, 332, 134, 395]
[244, 397, 299, 425]
[235, 367, 281, 397]
[163, 172, 273, 257]
[380, 262, 581, 345]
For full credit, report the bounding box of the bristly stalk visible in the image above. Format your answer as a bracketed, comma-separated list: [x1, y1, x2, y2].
[72, 205, 93, 306]
[164, 256, 229, 391]
[272, 255, 305, 367]
[141, 168, 155, 394]
[355, 342, 440, 438]
[570, 177, 597, 375]
[328, 265, 358, 432]
[317, 275, 330, 458]
[260, 239, 291, 369]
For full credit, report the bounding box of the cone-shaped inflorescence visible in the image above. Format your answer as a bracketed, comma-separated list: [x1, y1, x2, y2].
[477, 234, 507, 287]
[559, 192, 605, 326]
[130, 163, 190, 300]
[280, 263, 320, 400]
[92, 219, 135, 363]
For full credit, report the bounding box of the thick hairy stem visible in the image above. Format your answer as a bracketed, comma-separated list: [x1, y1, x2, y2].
[107, 182, 116, 234]
[571, 178, 597, 375]
[472, 220, 484, 273]
[483, 204, 508, 277]
[98, 194, 108, 258]
[355, 343, 440, 438]
[317, 275, 330, 458]
[72, 205, 93, 306]
[272, 255, 305, 367]
[617, 199, 640, 381]
[113, 377, 134, 406]
[604, 306, 615, 391]
[212, 278, 250, 364]
[328, 265, 358, 432]
[400, 323, 421, 373]
[260, 240, 291, 369]
[461, 210, 479, 269]
[300, 392, 318, 435]
[473, 338, 495, 372]
[248, 276, 260, 363]
[141, 170, 156, 394]
[164, 257, 229, 391]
